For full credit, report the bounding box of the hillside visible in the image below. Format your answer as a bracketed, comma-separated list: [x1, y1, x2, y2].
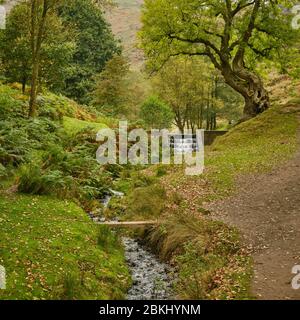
[105, 0, 144, 69]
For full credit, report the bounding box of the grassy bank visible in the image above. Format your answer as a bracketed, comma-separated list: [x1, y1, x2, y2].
[0, 193, 130, 300]
[205, 105, 298, 195]
[163, 104, 298, 203]
[142, 213, 252, 300]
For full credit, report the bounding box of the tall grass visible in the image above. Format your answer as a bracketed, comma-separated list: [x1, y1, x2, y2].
[141, 210, 252, 300]
[97, 226, 121, 250]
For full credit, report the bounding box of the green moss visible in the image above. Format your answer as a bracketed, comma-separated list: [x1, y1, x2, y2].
[0, 193, 130, 300]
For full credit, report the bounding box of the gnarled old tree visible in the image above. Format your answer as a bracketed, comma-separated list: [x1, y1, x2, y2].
[140, 0, 299, 120]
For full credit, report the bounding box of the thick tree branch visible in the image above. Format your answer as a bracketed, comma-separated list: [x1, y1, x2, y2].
[167, 34, 221, 58]
[233, 0, 261, 70]
[247, 43, 273, 57]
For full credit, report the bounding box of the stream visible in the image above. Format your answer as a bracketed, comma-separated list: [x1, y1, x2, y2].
[90, 190, 174, 300]
[123, 237, 173, 300]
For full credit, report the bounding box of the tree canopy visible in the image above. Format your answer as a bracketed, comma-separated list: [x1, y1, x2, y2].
[0, 2, 75, 94]
[59, 0, 121, 104]
[152, 57, 226, 132]
[140, 0, 300, 119]
[140, 96, 174, 129]
[93, 54, 130, 116]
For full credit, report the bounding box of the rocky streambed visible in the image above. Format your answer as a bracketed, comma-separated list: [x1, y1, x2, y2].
[123, 237, 174, 300]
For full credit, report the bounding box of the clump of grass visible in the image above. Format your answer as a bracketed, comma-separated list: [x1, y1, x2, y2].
[127, 184, 166, 219]
[156, 165, 168, 177]
[142, 211, 252, 300]
[170, 192, 184, 206]
[97, 226, 120, 250]
[131, 172, 155, 188]
[61, 273, 81, 300]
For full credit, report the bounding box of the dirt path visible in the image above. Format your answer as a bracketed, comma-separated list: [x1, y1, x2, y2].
[206, 121, 300, 300]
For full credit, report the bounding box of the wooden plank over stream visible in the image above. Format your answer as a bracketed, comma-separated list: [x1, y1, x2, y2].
[96, 221, 158, 228]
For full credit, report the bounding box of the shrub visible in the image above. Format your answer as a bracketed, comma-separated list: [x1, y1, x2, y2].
[0, 163, 7, 179]
[18, 164, 75, 197]
[16, 126, 113, 208]
[0, 117, 61, 167]
[104, 164, 124, 179]
[0, 85, 25, 120]
[0, 121, 29, 166]
[131, 172, 155, 188]
[37, 94, 79, 120]
[79, 172, 112, 201]
[61, 273, 81, 300]
[156, 165, 167, 177]
[140, 96, 174, 129]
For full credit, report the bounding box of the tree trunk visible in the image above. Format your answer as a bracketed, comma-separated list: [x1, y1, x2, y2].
[206, 101, 211, 130]
[174, 110, 185, 133]
[29, 61, 39, 117]
[243, 83, 270, 119]
[22, 78, 26, 94]
[28, 0, 49, 118]
[222, 66, 270, 120]
[213, 113, 217, 130]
